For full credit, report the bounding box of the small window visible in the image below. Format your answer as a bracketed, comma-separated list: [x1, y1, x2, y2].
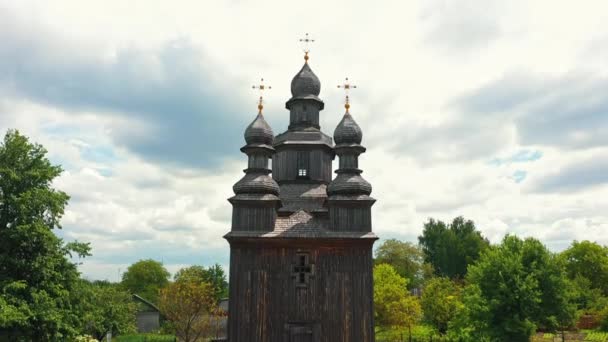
[292, 253, 313, 287]
[297, 151, 309, 179]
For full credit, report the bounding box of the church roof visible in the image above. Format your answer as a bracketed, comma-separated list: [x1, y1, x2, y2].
[233, 173, 279, 195]
[224, 210, 378, 240]
[274, 127, 333, 148]
[327, 173, 372, 196]
[278, 183, 328, 213]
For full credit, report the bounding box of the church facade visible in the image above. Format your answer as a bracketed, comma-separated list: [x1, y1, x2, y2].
[224, 53, 377, 342]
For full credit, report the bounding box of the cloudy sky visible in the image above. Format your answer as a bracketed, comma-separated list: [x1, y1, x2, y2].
[1, 0, 607, 281]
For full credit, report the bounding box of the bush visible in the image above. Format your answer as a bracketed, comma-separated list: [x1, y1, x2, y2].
[600, 306, 608, 332]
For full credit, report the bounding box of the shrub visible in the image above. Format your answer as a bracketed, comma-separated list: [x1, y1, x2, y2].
[600, 306, 608, 332]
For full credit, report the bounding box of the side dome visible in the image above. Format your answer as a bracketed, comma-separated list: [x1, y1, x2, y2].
[244, 113, 274, 145]
[327, 173, 372, 196]
[334, 113, 362, 145]
[290, 63, 321, 97]
[233, 173, 279, 195]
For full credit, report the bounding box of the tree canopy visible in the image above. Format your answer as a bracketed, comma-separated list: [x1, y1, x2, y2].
[174, 263, 228, 301]
[418, 216, 489, 279]
[159, 281, 217, 342]
[373, 263, 422, 339]
[0, 130, 91, 340]
[561, 240, 608, 296]
[421, 277, 461, 334]
[121, 259, 170, 304]
[79, 281, 137, 340]
[375, 239, 433, 289]
[449, 235, 576, 342]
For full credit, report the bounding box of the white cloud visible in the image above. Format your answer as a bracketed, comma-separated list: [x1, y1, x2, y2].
[1, 0, 608, 280]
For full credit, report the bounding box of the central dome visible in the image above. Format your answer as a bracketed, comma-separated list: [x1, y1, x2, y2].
[290, 63, 321, 97]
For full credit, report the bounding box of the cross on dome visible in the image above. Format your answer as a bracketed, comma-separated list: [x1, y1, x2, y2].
[337, 77, 357, 113]
[252, 78, 271, 114]
[299, 33, 315, 63]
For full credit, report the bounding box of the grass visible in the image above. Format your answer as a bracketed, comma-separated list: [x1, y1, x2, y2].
[114, 334, 176, 342]
[532, 330, 608, 342]
[376, 325, 449, 341]
[585, 331, 608, 342]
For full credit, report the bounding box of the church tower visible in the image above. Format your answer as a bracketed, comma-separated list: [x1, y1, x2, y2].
[225, 48, 377, 342]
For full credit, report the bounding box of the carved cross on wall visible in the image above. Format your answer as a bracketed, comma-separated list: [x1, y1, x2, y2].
[292, 253, 314, 287]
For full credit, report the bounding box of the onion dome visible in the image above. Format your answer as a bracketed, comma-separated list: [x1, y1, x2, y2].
[291, 63, 321, 98]
[244, 113, 274, 145]
[334, 112, 362, 145]
[327, 173, 372, 196]
[233, 173, 279, 195]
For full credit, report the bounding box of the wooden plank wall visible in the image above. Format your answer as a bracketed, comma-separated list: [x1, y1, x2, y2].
[328, 206, 372, 232]
[227, 241, 375, 342]
[273, 149, 332, 183]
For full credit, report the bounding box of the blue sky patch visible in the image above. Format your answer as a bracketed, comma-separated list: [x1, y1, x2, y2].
[489, 149, 542, 166]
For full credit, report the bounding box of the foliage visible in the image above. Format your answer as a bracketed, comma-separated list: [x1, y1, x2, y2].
[569, 275, 608, 314]
[0, 130, 91, 340]
[121, 259, 170, 304]
[174, 263, 228, 301]
[114, 333, 176, 342]
[158, 281, 217, 342]
[561, 241, 608, 296]
[418, 216, 489, 279]
[448, 235, 576, 342]
[79, 281, 137, 340]
[421, 277, 461, 334]
[373, 264, 422, 341]
[375, 239, 433, 289]
[600, 305, 608, 332]
[376, 324, 452, 341]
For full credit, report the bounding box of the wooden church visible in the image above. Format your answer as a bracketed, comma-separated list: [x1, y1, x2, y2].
[224, 45, 378, 341]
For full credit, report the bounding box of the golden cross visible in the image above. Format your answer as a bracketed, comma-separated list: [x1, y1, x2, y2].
[252, 78, 271, 114]
[299, 33, 315, 62]
[337, 77, 357, 113]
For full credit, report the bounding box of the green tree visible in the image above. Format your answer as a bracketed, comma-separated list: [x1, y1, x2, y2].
[600, 305, 608, 332]
[373, 264, 422, 340]
[159, 281, 217, 342]
[375, 239, 433, 289]
[0, 130, 91, 341]
[449, 235, 576, 342]
[569, 275, 607, 313]
[560, 240, 608, 296]
[121, 259, 170, 304]
[174, 263, 228, 301]
[79, 281, 137, 340]
[421, 277, 461, 334]
[418, 216, 489, 279]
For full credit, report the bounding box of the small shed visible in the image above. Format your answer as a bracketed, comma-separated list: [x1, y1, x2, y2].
[132, 294, 160, 333]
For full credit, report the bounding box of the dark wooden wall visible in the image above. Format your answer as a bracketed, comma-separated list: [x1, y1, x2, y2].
[272, 148, 333, 183]
[227, 239, 375, 342]
[231, 206, 277, 232]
